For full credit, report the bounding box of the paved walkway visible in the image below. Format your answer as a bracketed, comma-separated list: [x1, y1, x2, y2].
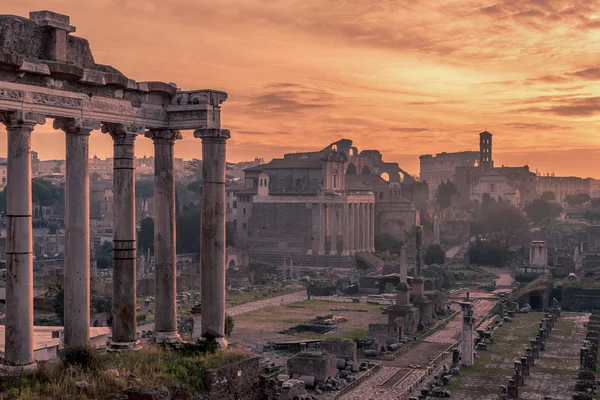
[137, 290, 307, 332]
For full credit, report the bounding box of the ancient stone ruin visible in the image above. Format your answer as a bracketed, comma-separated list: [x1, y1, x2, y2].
[0, 10, 230, 371]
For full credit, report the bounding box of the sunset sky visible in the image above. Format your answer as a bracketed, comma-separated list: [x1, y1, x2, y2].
[3, 0, 600, 177]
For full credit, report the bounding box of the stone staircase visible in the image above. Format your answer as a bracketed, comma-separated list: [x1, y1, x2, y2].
[355, 252, 384, 270]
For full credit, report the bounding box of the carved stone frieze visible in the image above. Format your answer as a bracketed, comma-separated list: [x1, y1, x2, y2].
[31, 92, 83, 109]
[53, 117, 101, 134]
[144, 129, 182, 142]
[135, 107, 168, 120]
[0, 89, 24, 101]
[84, 98, 132, 115]
[168, 110, 208, 121]
[171, 90, 227, 107]
[193, 128, 231, 140]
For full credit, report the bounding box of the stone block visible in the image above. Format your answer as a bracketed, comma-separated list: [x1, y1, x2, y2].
[287, 352, 337, 385]
[320, 338, 358, 364]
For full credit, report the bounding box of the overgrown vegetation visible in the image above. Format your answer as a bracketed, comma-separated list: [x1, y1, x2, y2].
[374, 233, 403, 254]
[524, 199, 563, 224]
[436, 180, 458, 208]
[468, 237, 508, 266]
[425, 244, 445, 265]
[0, 344, 249, 400]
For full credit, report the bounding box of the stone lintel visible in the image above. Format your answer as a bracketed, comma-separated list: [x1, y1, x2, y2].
[53, 117, 100, 134]
[139, 81, 177, 96]
[80, 70, 106, 86]
[18, 61, 51, 76]
[193, 128, 231, 140]
[0, 53, 24, 70]
[144, 129, 182, 142]
[29, 10, 76, 32]
[0, 110, 46, 127]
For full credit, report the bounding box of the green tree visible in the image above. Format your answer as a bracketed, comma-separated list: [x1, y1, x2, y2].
[374, 233, 403, 254]
[540, 191, 556, 202]
[177, 203, 201, 254]
[468, 237, 508, 266]
[135, 180, 154, 219]
[95, 241, 113, 269]
[185, 159, 203, 182]
[425, 244, 445, 265]
[565, 193, 591, 207]
[436, 181, 458, 209]
[524, 199, 563, 224]
[54, 289, 65, 325]
[479, 201, 528, 250]
[138, 217, 154, 254]
[32, 178, 59, 221]
[186, 180, 202, 193]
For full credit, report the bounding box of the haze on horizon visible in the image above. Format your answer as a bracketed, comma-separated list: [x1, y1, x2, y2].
[2, 0, 600, 178]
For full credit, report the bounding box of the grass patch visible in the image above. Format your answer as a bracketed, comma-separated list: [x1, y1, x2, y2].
[0, 345, 250, 400]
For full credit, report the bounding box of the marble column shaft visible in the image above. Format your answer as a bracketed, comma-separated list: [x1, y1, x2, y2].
[354, 203, 360, 252]
[369, 203, 375, 252]
[330, 204, 338, 255]
[55, 118, 99, 347]
[146, 129, 182, 343]
[1, 111, 45, 367]
[348, 203, 355, 254]
[195, 128, 230, 344]
[103, 123, 141, 350]
[342, 203, 350, 255]
[318, 203, 325, 255]
[361, 203, 368, 251]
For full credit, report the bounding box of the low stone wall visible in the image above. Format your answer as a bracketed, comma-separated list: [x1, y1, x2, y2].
[331, 362, 382, 400]
[203, 356, 264, 400]
[249, 251, 357, 269]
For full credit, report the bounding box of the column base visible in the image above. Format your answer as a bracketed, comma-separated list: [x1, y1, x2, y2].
[329, 251, 338, 256]
[341, 250, 350, 256]
[0, 362, 37, 376]
[215, 337, 228, 349]
[107, 340, 142, 352]
[155, 331, 182, 345]
[317, 250, 325, 256]
[370, 247, 376, 253]
[307, 249, 313, 255]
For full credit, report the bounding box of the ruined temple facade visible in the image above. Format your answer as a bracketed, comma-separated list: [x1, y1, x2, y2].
[0, 10, 230, 369]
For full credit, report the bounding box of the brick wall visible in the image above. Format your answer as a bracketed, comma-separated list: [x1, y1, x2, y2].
[203, 356, 264, 400]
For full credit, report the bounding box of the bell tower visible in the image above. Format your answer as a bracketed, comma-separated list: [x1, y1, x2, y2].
[479, 131, 493, 172]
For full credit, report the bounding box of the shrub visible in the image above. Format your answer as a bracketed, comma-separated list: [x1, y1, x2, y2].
[58, 345, 104, 372]
[175, 338, 218, 357]
[425, 244, 445, 265]
[225, 314, 234, 338]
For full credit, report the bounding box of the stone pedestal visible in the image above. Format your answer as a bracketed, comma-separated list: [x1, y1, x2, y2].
[388, 304, 420, 336]
[191, 304, 202, 340]
[195, 128, 230, 347]
[520, 357, 530, 376]
[104, 123, 142, 351]
[147, 129, 182, 344]
[55, 118, 99, 347]
[514, 361, 524, 386]
[1, 111, 45, 368]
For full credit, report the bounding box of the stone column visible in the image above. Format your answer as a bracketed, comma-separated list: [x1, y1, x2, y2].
[433, 214, 440, 245]
[0, 111, 45, 370]
[54, 118, 99, 347]
[342, 203, 350, 256]
[362, 203, 368, 251]
[354, 203, 360, 253]
[369, 203, 375, 252]
[348, 203, 355, 254]
[318, 203, 326, 255]
[146, 129, 182, 344]
[460, 301, 474, 366]
[194, 128, 230, 347]
[103, 123, 142, 351]
[330, 204, 338, 255]
[399, 245, 408, 282]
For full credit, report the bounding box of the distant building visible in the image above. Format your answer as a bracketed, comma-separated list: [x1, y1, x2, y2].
[470, 169, 520, 206]
[537, 174, 591, 203]
[419, 151, 479, 199]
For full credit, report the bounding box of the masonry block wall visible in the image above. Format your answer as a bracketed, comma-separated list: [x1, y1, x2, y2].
[247, 203, 311, 252]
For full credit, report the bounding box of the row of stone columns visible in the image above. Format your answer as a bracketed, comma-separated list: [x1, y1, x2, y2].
[0, 111, 230, 367]
[314, 202, 374, 256]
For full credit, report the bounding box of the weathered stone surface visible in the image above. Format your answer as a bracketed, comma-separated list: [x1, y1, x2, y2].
[125, 386, 171, 400]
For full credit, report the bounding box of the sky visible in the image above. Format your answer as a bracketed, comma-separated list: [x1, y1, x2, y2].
[2, 0, 600, 178]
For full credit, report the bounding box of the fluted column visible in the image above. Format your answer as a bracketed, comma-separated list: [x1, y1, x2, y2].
[370, 203, 375, 252]
[354, 203, 361, 252]
[54, 118, 99, 347]
[318, 203, 326, 255]
[146, 129, 182, 344]
[194, 128, 230, 347]
[330, 204, 338, 255]
[348, 203, 355, 255]
[0, 111, 45, 370]
[103, 123, 142, 351]
[342, 203, 350, 256]
[360, 203, 367, 251]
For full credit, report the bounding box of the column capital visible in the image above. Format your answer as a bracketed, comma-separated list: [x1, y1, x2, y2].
[0, 110, 46, 128]
[193, 128, 231, 141]
[53, 118, 100, 135]
[144, 129, 182, 142]
[101, 123, 143, 143]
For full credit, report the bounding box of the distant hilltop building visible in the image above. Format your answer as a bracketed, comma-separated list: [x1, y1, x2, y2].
[421, 131, 536, 207]
[536, 174, 591, 203]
